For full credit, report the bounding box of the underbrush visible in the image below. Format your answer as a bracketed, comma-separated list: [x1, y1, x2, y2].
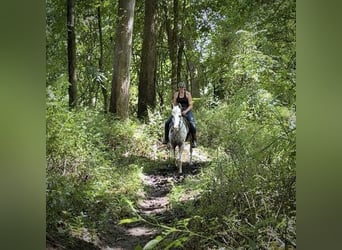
[147, 89, 296, 249]
[46, 85, 160, 247]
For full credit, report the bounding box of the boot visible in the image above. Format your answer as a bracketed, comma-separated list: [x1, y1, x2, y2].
[191, 133, 197, 148]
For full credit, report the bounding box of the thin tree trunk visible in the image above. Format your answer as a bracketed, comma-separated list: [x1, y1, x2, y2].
[176, 0, 186, 85]
[137, 0, 157, 119]
[177, 37, 184, 84]
[109, 0, 135, 119]
[185, 58, 200, 97]
[67, 0, 77, 109]
[163, 0, 179, 92]
[97, 2, 108, 113]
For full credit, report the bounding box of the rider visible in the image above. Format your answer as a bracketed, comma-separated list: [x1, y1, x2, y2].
[162, 81, 197, 148]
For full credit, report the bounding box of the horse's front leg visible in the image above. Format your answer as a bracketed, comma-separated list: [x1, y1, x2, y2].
[171, 146, 178, 169]
[178, 144, 184, 174]
[169, 145, 175, 167]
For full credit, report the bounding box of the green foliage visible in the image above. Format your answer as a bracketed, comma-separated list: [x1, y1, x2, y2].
[199, 0, 295, 108]
[46, 82, 156, 247]
[152, 86, 295, 249]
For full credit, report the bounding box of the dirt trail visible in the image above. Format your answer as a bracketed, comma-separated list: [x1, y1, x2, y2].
[104, 167, 205, 249]
[47, 147, 209, 250]
[97, 146, 209, 250]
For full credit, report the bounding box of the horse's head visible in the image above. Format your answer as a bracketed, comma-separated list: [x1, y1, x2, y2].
[171, 105, 182, 131]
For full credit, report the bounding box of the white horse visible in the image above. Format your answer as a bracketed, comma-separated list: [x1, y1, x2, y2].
[169, 104, 193, 173]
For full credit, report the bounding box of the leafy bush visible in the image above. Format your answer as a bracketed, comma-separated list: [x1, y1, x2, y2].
[46, 81, 151, 247]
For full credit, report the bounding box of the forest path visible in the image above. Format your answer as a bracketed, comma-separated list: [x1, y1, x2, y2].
[46, 144, 210, 250]
[99, 145, 210, 250]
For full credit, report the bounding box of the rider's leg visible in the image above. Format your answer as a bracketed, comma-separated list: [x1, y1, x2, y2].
[186, 111, 197, 148]
[163, 116, 172, 144]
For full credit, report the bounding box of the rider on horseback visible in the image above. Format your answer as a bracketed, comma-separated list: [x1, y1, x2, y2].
[162, 81, 197, 148]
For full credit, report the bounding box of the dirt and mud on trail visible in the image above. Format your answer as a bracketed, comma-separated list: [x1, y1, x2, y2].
[47, 146, 210, 250]
[106, 167, 200, 249]
[107, 146, 209, 250]
[98, 147, 210, 250]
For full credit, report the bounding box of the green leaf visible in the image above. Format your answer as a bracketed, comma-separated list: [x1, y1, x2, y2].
[118, 217, 141, 225]
[143, 236, 163, 250]
[165, 236, 188, 250]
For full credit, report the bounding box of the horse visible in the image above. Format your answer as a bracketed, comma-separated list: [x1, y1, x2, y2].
[169, 104, 193, 174]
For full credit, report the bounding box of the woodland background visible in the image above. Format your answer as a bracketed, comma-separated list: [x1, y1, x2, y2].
[46, 0, 296, 249]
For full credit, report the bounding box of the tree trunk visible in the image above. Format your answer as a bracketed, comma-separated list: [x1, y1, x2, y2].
[176, 0, 186, 85]
[177, 37, 184, 84]
[187, 59, 200, 98]
[97, 2, 108, 113]
[137, 0, 157, 119]
[109, 0, 136, 119]
[67, 0, 77, 109]
[163, 0, 179, 92]
[184, 39, 200, 98]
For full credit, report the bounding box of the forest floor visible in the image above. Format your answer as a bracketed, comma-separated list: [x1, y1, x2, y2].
[47, 144, 210, 250]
